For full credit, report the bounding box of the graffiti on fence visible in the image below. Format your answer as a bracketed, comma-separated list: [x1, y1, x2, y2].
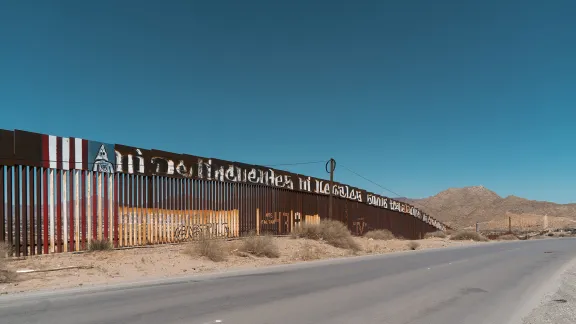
[174, 223, 230, 241]
[92, 144, 115, 173]
[261, 212, 277, 225]
[353, 218, 368, 236]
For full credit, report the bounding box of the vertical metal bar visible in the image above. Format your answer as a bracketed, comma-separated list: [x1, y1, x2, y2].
[141, 175, 145, 245]
[69, 170, 75, 251]
[36, 167, 42, 255]
[62, 171, 68, 252]
[127, 174, 132, 246]
[137, 175, 142, 245]
[103, 173, 108, 240]
[81, 171, 86, 250]
[22, 166, 28, 256]
[122, 174, 127, 246]
[86, 172, 92, 245]
[92, 172, 97, 240]
[0, 166, 4, 244]
[114, 174, 119, 247]
[0, 166, 4, 243]
[74, 170, 80, 251]
[29, 167, 36, 255]
[48, 169, 55, 253]
[6, 166, 12, 253]
[15, 166, 21, 257]
[108, 174, 113, 245]
[97, 172, 102, 240]
[134, 175, 139, 246]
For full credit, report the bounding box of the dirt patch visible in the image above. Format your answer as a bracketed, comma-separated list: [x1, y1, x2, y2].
[0, 237, 481, 295]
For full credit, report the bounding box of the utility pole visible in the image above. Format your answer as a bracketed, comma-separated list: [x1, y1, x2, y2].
[326, 158, 336, 220]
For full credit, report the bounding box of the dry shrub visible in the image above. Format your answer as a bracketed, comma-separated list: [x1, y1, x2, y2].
[424, 231, 447, 239]
[498, 234, 518, 241]
[0, 242, 12, 258]
[364, 229, 395, 240]
[185, 236, 227, 262]
[408, 241, 420, 250]
[450, 231, 489, 242]
[292, 220, 361, 251]
[89, 239, 113, 251]
[298, 241, 321, 261]
[0, 242, 15, 283]
[240, 234, 280, 258]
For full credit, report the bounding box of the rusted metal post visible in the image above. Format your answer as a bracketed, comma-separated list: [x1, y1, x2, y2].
[509, 216, 512, 234]
[326, 158, 336, 220]
[476, 222, 479, 233]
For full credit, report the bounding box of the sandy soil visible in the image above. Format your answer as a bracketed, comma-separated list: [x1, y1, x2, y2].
[0, 237, 481, 295]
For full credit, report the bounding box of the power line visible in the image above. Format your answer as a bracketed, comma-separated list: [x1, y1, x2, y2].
[340, 164, 403, 198]
[341, 164, 448, 228]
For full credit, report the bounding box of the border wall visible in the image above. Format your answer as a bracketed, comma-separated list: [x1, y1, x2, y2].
[0, 129, 446, 256]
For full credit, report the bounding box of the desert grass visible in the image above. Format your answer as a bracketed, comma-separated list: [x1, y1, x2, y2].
[497, 234, 518, 241]
[424, 231, 447, 239]
[291, 220, 361, 251]
[240, 234, 280, 258]
[364, 229, 395, 240]
[408, 241, 420, 250]
[0, 242, 15, 283]
[88, 239, 113, 252]
[450, 231, 489, 242]
[184, 235, 228, 262]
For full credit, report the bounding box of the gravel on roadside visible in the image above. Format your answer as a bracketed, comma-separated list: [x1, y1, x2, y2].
[523, 263, 576, 324]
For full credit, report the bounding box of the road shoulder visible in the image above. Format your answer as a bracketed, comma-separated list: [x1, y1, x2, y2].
[522, 257, 576, 324]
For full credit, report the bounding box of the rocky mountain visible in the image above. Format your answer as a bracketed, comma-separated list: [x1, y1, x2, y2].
[398, 186, 576, 230]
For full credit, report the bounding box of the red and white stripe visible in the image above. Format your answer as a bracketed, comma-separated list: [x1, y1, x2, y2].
[42, 135, 88, 170]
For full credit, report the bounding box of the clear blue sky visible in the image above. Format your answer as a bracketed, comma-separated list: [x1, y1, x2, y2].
[1, 1, 575, 203]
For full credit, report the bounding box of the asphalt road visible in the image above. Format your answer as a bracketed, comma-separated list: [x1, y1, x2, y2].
[1, 238, 575, 324]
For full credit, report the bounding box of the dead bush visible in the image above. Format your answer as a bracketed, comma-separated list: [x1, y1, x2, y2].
[0, 242, 12, 258]
[450, 231, 489, 242]
[364, 229, 395, 240]
[497, 234, 518, 241]
[89, 239, 113, 251]
[240, 234, 280, 258]
[408, 241, 420, 250]
[185, 236, 227, 262]
[292, 220, 361, 251]
[0, 242, 15, 283]
[298, 241, 321, 261]
[424, 231, 447, 239]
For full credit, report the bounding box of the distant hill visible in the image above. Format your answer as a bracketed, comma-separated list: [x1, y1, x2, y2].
[397, 186, 576, 230]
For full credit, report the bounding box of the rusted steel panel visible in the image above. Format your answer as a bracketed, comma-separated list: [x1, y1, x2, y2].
[14, 130, 42, 167]
[0, 130, 14, 166]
